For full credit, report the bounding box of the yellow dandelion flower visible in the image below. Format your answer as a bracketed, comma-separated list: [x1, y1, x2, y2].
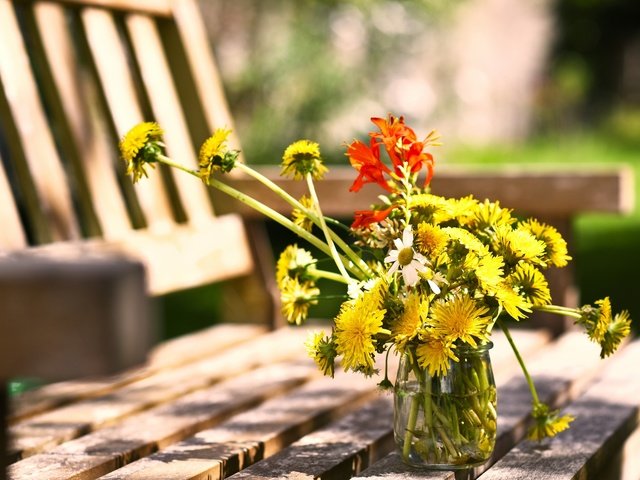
[198, 128, 239, 181]
[292, 195, 316, 232]
[391, 293, 428, 352]
[528, 403, 574, 441]
[280, 277, 319, 325]
[406, 194, 452, 223]
[334, 282, 388, 374]
[448, 195, 479, 226]
[591, 297, 612, 342]
[494, 225, 546, 265]
[494, 283, 532, 320]
[306, 331, 337, 377]
[276, 244, 316, 286]
[416, 337, 458, 377]
[119, 122, 163, 183]
[519, 219, 571, 268]
[472, 200, 515, 229]
[415, 223, 448, 259]
[428, 295, 492, 347]
[507, 263, 551, 307]
[281, 140, 328, 180]
[475, 254, 505, 294]
[442, 227, 489, 256]
[600, 310, 631, 358]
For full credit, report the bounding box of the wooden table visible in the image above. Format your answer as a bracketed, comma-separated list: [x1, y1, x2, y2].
[5, 324, 640, 480]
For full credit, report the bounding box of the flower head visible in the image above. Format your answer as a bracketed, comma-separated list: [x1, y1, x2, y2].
[528, 403, 574, 441]
[281, 140, 327, 180]
[385, 226, 428, 287]
[346, 138, 392, 192]
[334, 280, 388, 374]
[391, 292, 428, 352]
[280, 277, 319, 325]
[507, 263, 551, 307]
[276, 245, 317, 286]
[306, 331, 337, 377]
[119, 122, 164, 182]
[428, 295, 492, 347]
[519, 219, 571, 268]
[416, 337, 458, 377]
[198, 128, 239, 181]
[292, 195, 316, 232]
[599, 309, 631, 358]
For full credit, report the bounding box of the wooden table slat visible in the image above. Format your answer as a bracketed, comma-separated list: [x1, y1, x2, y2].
[9, 327, 308, 460]
[10, 324, 266, 423]
[8, 360, 318, 480]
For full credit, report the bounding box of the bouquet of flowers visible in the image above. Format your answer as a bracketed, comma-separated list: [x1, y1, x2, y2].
[120, 115, 631, 468]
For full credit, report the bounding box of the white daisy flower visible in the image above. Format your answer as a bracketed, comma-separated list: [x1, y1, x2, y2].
[384, 226, 428, 287]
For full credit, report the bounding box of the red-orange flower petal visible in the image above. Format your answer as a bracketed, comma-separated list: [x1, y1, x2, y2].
[351, 206, 395, 229]
[346, 139, 392, 192]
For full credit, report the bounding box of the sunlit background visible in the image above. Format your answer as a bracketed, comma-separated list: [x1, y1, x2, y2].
[162, 0, 639, 336]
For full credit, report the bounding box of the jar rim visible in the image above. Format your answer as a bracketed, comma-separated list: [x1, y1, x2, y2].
[456, 341, 493, 353]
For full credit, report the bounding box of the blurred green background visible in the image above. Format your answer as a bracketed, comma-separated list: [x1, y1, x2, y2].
[161, 0, 640, 337]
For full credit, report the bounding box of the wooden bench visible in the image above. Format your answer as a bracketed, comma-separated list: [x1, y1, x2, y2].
[1, 0, 637, 479]
[5, 324, 640, 480]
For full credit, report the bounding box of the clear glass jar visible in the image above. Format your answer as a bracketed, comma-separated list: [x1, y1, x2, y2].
[394, 342, 497, 470]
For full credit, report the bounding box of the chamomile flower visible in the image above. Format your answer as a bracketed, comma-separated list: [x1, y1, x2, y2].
[385, 226, 428, 287]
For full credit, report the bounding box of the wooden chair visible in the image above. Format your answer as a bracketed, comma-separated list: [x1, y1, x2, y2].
[0, 0, 268, 477]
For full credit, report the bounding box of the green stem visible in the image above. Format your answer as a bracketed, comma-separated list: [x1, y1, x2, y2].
[534, 304, 582, 319]
[306, 174, 351, 281]
[312, 269, 350, 284]
[236, 163, 372, 278]
[158, 154, 199, 176]
[402, 394, 420, 461]
[498, 318, 540, 405]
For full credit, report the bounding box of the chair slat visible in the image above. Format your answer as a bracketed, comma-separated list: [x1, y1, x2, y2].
[80, 6, 175, 231]
[125, 13, 214, 223]
[171, 0, 242, 151]
[31, 1, 132, 239]
[41, 0, 174, 16]
[0, 151, 26, 249]
[0, 0, 80, 243]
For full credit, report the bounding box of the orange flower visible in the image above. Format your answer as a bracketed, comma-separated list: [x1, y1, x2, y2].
[351, 206, 395, 229]
[346, 138, 392, 192]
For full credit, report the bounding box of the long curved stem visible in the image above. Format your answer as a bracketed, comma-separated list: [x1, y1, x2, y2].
[498, 318, 540, 405]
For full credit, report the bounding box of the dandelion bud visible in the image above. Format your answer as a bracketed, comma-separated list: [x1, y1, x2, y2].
[281, 139, 328, 180]
[119, 122, 164, 183]
[198, 128, 239, 182]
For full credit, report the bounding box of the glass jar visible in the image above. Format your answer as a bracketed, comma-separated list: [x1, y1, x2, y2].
[394, 342, 497, 470]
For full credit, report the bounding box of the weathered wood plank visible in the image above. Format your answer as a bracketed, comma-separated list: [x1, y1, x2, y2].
[31, 1, 132, 239]
[227, 396, 395, 480]
[125, 12, 214, 223]
[8, 327, 310, 460]
[0, 0, 80, 243]
[16, 0, 174, 16]
[80, 6, 175, 231]
[98, 369, 382, 479]
[477, 339, 640, 480]
[354, 332, 611, 479]
[8, 360, 317, 480]
[9, 324, 265, 423]
[171, 0, 242, 151]
[0, 256, 151, 380]
[0, 150, 26, 249]
[219, 166, 634, 219]
[19, 214, 253, 295]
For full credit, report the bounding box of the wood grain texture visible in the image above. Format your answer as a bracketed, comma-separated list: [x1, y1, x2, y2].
[22, 0, 174, 16]
[0, 150, 26, 249]
[0, 0, 80, 243]
[9, 327, 310, 460]
[80, 6, 175, 230]
[219, 166, 634, 219]
[31, 1, 132, 239]
[479, 339, 640, 480]
[8, 361, 317, 480]
[125, 12, 213, 223]
[9, 324, 265, 423]
[98, 369, 382, 479]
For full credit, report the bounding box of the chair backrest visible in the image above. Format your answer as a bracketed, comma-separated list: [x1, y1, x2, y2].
[0, 0, 254, 295]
